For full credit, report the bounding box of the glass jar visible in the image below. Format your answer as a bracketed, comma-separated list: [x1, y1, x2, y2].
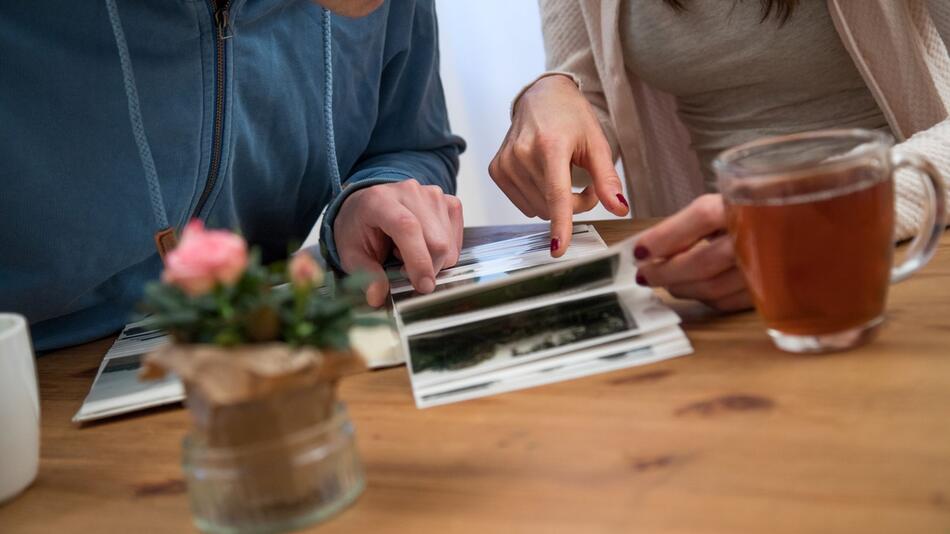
[182, 403, 364, 533]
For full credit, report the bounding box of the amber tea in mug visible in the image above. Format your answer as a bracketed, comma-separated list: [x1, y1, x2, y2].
[714, 129, 946, 353]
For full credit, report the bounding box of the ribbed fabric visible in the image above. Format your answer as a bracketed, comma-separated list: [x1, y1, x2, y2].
[104, 0, 170, 232]
[897, 112, 950, 238]
[929, 0, 950, 67]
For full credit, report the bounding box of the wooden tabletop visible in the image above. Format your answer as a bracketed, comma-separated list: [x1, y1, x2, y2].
[3, 219, 950, 534]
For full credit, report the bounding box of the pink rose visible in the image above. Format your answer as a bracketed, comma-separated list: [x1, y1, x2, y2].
[161, 220, 249, 296]
[288, 253, 325, 288]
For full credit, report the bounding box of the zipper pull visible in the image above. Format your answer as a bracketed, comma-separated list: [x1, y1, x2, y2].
[215, 8, 232, 40]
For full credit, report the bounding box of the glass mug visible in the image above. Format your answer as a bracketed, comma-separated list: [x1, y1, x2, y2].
[713, 129, 947, 353]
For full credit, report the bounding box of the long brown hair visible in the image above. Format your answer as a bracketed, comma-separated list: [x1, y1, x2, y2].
[662, 0, 799, 23]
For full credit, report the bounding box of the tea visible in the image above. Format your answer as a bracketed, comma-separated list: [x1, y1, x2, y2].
[726, 165, 895, 335]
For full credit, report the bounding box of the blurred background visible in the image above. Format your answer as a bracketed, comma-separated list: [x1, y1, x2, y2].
[434, 0, 629, 228]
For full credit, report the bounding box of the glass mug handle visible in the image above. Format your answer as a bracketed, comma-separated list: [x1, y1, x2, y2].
[890, 151, 948, 283]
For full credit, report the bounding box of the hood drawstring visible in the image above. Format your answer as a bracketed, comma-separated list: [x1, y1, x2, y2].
[322, 8, 343, 198]
[104, 0, 177, 258]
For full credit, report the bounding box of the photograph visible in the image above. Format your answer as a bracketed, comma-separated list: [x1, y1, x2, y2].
[417, 337, 694, 408]
[75, 352, 184, 423]
[408, 291, 636, 376]
[405, 287, 680, 390]
[454, 226, 599, 267]
[414, 325, 687, 397]
[390, 266, 536, 303]
[388, 226, 606, 297]
[398, 251, 623, 326]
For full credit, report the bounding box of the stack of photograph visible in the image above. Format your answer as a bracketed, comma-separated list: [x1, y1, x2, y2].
[389, 225, 609, 300]
[392, 232, 694, 408]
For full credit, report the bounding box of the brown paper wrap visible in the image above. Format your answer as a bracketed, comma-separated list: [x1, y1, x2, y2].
[141, 344, 365, 448]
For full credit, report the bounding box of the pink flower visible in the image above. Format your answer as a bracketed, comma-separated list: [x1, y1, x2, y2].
[289, 253, 325, 288]
[161, 220, 248, 296]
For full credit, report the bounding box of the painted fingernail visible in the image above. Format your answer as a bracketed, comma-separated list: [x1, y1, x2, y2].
[636, 274, 648, 286]
[634, 245, 650, 260]
[616, 194, 629, 208]
[551, 238, 560, 253]
[419, 277, 436, 294]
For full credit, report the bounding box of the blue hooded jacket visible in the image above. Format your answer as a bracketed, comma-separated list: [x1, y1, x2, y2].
[0, 0, 464, 352]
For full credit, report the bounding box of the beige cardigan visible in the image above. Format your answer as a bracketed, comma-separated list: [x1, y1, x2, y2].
[535, 0, 950, 239]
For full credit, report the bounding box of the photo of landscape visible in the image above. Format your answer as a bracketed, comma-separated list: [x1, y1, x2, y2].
[399, 254, 621, 325]
[407, 291, 636, 375]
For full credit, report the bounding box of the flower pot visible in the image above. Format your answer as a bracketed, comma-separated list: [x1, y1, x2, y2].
[142, 344, 366, 533]
[183, 402, 364, 534]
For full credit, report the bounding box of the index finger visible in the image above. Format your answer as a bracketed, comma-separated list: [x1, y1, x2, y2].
[635, 194, 726, 260]
[378, 206, 437, 294]
[545, 163, 575, 258]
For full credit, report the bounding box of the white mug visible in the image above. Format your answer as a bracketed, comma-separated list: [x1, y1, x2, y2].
[0, 313, 40, 503]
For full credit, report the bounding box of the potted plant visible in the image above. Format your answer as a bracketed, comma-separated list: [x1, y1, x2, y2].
[139, 221, 381, 533]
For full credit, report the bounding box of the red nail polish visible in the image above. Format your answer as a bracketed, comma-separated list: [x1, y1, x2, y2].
[551, 238, 560, 253]
[634, 245, 649, 260]
[616, 193, 629, 208]
[636, 274, 648, 286]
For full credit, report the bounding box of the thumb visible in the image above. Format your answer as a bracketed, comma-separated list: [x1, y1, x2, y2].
[579, 138, 629, 217]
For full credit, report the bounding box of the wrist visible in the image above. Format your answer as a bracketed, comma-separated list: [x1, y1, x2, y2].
[511, 71, 581, 118]
[529, 73, 580, 94]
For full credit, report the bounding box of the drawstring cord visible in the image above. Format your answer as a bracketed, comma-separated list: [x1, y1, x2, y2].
[104, 0, 171, 234]
[322, 8, 343, 197]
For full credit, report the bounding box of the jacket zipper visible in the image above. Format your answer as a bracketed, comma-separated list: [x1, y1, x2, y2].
[193, 0, 232, 219]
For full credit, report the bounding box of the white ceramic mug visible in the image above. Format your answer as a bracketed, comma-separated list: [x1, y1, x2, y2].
[0, 313, 40, 503]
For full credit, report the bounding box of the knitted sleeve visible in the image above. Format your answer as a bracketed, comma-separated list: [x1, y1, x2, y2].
[929, 0, 950, 45]
[893, 118, 950, 240]
[892, 1, 950, 241]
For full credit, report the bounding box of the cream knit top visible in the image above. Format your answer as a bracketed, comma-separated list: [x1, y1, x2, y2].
[534, 0, 950, 240]
[619, 0, 891, 184]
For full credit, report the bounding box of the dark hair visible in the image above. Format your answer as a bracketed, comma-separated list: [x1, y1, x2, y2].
[662, 0, 799, 23]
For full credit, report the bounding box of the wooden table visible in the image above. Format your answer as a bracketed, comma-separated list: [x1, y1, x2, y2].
[3, 219, 950, 534]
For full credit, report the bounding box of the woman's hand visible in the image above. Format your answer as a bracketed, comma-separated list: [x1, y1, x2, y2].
[634, 194, 753, 312]
[490, 74, 629, 257]
[333, 179, 463, 307]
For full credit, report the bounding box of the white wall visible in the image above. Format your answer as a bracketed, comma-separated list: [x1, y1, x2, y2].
[435, 0, 627, 227]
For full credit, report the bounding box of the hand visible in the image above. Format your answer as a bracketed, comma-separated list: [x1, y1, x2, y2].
[489, 74, 629, 257]
[634, 194, 753, 312]
[333, 179, 463, 307]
